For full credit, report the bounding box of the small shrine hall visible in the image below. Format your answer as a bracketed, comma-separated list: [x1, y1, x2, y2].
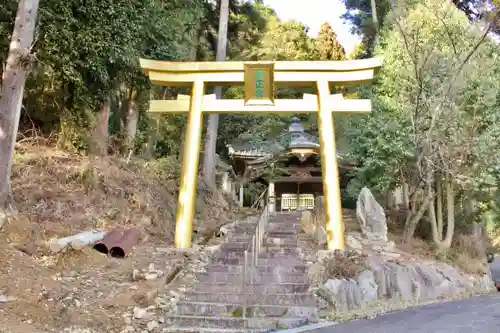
[224, 117, 355, 212]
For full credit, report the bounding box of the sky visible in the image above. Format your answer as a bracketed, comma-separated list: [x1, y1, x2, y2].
[263, 0, 361, 54]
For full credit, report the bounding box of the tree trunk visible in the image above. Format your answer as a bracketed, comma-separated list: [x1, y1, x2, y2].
[0, 0, 40, 208]
[428, 189, 439, 244]
[143, 118, 159, 160]
[403, 192, 432, 242]
[436, 175, 444, 239]
[428, 174, 455, 250]
[124, 88, 139, 153]
[442, 178, 455, 248]
[371, 0, 379, 31]
[179, 124, 187, 161]
[89, 98, 110, 156]
[202, 0, 229, 190]
[402, 182, 410, 210]
[403, 182, 433, 242]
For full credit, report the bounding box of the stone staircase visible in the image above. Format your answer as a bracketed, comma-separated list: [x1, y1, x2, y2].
[164, 211, 318, 333]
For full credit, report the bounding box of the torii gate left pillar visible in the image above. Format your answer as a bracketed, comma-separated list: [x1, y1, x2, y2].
[140, 58, 382, 250]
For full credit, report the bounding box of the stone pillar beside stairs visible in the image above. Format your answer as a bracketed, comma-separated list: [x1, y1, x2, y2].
[268, 181, 276, 212]
[239, 184, 244, 207]
[221, 171, 232, 195]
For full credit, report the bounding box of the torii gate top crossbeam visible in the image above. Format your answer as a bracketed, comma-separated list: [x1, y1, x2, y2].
[139, 58, 382, 86]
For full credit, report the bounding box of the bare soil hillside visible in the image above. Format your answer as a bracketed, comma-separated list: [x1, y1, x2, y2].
[0, 143, 252, 333]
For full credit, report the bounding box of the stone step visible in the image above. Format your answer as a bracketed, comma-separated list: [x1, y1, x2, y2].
[182, 292, 316, 306]
[261, 244, 299, 251]
[212, 256, 304, 266]
[222, 240, 252, 247]
[265, 234, 299, 240]
[216, 248, 301, 259]
[192, 282, 311, 294]
[267, 219, 301, 223]
[259, 247, 300, 254]
[163, 327, 268, 333]
[263, 239, 299, 247]
[207, 264, 308, 274]
[175, 301, 317, 318]
[270, 214, 301, 220]
[231, 235, 255, 242]
[231, 234, 299, 242]
[266, 225, 301, 232]
[198, 271, 309, 284]
[226, 228, 257, 234]
[221, 241, 299, 252]
[164, 315, 308, 330]
[266, 231, 299, 237]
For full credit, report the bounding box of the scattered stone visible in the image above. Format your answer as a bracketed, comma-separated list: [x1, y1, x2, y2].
[346, 235, 363, 251]
[316, 250, 334, 262]
[132, 269, 145, 281]
[324, 278, 362, 311]
[144, 273, 158, 280]
[316, 260, 495, 312]
[380, 251, 401, 259]
[356, 270, 378, 303]
[356, 187, 388, 242]
[133, 307, 150, 320]
[300, 210, 315, 236]
[0, 294, 17, 303]
[383, 241, 396, 252]
[313, 226, 327, 246]
[146, 320, 158, 331]
[120, 326, 135, 333]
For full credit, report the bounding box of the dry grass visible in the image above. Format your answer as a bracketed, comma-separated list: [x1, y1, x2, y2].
[447, 233, 490, 274]
[0, 142, 248, 333]
[396, 232, 490, 275]
[4, 143, 239, 249]
[315, 250, 368, 283]
[396, 237, 435, 259]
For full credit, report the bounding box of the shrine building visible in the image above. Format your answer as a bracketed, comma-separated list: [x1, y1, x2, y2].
[223, 117, 356, 212]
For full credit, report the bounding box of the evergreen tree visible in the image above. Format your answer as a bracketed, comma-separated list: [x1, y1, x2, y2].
[315, 22, 346, 60]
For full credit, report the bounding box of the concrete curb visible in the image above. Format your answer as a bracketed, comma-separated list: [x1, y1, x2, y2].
[274, 322, 338, 333]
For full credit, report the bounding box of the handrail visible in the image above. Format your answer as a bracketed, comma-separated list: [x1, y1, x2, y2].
[242, 195, 271, 322]
[251, 189, 267, 209]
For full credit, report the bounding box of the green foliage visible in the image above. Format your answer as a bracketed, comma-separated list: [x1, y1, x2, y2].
[1, 0, 206, 150]
[347, 0, 500, 236]
[315, 22, 346, 60]
[342, 0, 392, 56]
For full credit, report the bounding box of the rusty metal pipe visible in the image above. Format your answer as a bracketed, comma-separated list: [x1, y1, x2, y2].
[93, 228, 125, 255]
[109, 228, 141, 258]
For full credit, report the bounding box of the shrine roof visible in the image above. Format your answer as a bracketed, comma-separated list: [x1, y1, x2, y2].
[227, 117, 323, 160]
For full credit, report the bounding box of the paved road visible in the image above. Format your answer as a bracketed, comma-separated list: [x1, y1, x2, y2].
[313, 259, 500, 333]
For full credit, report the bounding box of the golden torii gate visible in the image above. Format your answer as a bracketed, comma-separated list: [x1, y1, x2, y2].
[140, 59, 382, 250]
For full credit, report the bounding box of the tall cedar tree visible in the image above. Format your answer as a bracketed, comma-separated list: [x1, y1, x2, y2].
[315, 22, 346, 60]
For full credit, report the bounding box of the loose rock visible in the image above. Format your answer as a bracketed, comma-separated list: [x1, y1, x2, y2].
[356, 187, 388, 243]
[133, 307, 150, 320]
[146, 320, 158, 331]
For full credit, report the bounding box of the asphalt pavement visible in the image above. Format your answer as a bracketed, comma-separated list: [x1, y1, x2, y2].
[311, 258, 500, 333]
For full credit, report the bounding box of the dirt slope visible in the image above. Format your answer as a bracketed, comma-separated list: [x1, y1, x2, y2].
[0, 143, 250, 333]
